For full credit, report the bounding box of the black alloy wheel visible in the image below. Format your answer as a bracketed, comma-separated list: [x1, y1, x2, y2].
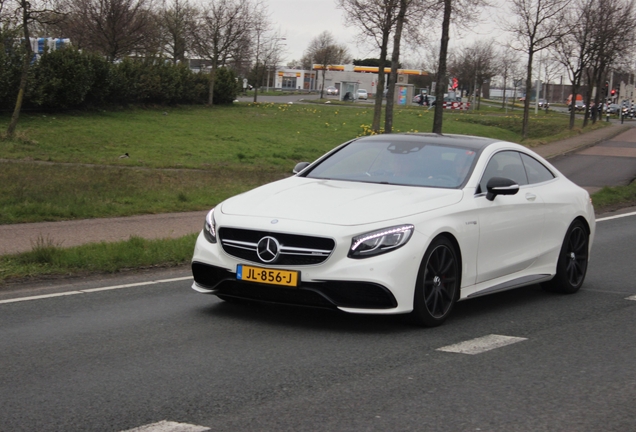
[410, 236, 460, 327]
[544, 220, 589, 294]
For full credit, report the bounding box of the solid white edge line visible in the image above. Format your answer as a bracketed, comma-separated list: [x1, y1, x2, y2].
[437, 334, 528, 355]
[0, 276, 193, 305]
[597, 210, 636, 222]
[0, 291, 84, 304]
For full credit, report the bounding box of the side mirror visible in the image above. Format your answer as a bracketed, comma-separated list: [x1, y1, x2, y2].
[293, 162, 310, 174]
[486, 177, 519, 201]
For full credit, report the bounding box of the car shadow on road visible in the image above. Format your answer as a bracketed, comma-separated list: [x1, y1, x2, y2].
[192, 283, 566, 334]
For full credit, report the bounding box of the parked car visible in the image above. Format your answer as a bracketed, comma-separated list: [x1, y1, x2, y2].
[192, 133, 595, 327]
[326, 86, 338, 95]
[538, 99, 550, 108]
[357, 89, 368, 100]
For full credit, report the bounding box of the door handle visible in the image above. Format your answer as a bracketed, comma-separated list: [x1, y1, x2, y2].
[525, 193, 537, 201]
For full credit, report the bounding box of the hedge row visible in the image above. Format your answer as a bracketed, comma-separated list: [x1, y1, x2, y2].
[0, 47, 238, 111]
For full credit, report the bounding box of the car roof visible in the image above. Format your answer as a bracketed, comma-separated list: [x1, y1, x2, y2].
[355, 133, 500, 152]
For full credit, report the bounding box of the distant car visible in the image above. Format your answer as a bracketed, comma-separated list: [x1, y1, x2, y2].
[538, 99, 550, 108]
[191, 133, 596, 327]
[605, 103, 620, 114]
[326, 86, 338, 95]
[357, 89, 368, 100]
[568, 100, 585, 112]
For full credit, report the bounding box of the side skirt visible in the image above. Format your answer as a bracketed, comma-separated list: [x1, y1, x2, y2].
[464, 274, 553, 299]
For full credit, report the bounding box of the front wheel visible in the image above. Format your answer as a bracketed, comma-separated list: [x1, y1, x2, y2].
[543, 220, 589, 294]
[409, 236, 460, 327]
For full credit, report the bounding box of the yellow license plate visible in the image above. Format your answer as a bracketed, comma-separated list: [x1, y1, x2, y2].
[237, 264, 299, 287]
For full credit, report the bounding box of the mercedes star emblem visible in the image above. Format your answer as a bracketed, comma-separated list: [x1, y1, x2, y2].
[257, 236, 280, 263]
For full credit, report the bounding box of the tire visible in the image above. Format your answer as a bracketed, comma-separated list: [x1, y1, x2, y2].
[543, 220, 589, 294]
[409, 236, 460, 327]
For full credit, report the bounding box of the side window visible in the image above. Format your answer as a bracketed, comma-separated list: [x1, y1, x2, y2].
[521, 153, 555, 184]
[479, 151, 528, 193]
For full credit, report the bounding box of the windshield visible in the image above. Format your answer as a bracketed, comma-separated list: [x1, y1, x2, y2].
[306, 139, 477, 188]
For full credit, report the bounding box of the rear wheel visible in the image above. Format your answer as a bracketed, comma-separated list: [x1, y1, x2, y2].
[544, 220, 589, 294]
[409, 236, 459, 327]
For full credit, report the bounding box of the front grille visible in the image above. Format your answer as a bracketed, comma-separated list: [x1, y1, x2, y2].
[219, 227, 335, 266]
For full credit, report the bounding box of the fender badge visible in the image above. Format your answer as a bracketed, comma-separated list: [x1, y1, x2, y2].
[271, 219, 279, 224]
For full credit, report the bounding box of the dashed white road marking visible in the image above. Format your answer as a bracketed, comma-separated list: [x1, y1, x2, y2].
[437, 334, 527, 355]
[627, 295, 636, 301]
[0, 276, 193, 305]
[121, 420, 209, 432]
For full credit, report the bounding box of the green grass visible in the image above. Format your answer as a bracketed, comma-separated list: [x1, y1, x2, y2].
[591, 181, 636, 213]
[0, 103, 611, 225]
[0, 234, 197, 283]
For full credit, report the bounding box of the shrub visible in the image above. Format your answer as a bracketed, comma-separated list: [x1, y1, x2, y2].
[27, 48, 95, 109]
[213, 67, 237, 105]
[0, 40, 24, 111]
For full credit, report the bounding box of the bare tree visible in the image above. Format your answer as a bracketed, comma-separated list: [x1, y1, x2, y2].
[193, 0, 252, 105]
[385, 0, 408, 133]
[259, 31, 286, 91]
[503, 0, 571, 139]
[5, 0, 62, 138]
[305, 31, 350, 99]
[338, 0, 398, 132]
[586, 0, 636, 124]
[431, 0, 487, 133]
[250, 3, 286, 102]
[449, 40, 498, 109]
[385, 0, 439, 132]
[156, 0, 198, 64]
[57, 0, 157, 62]
[497, 46, 519, 110]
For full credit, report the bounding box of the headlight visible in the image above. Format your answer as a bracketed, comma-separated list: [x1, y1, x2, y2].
[203, 208, 217, 243]
[348, 224, 414, 258]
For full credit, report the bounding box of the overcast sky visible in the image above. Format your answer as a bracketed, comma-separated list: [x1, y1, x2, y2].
[268, 0, 507, 67]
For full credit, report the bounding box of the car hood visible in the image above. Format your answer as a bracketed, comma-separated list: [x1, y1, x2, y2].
[220, 177, 463, 226]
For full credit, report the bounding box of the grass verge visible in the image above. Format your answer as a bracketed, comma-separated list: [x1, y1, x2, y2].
[591, 181, 636, 213]
[0, 233, 197, 285]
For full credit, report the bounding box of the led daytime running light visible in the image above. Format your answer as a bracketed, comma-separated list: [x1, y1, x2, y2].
[351, 225, 414, 251]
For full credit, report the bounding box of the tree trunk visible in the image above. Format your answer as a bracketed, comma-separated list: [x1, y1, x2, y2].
[253, 62, 259, 103]
[385, 0, 407, 134]
[568, 83, 578, 130]
[432, 0, 452, 134]
[521, 50, 534, 139]
[320, 69, 326, 99]
[208, 63, 217, 106]
[502, 72, 507, 110]
[6, 1, 33, 138]
[371, 2, 395, 133]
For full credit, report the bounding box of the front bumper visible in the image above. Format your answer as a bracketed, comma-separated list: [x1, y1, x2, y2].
[191, 225, 425, 314]
[192, 262, 397, 309]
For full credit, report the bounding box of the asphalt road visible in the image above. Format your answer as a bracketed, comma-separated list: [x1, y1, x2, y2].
[1, 212, 635, 432]
[550, 126, 636, 193]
